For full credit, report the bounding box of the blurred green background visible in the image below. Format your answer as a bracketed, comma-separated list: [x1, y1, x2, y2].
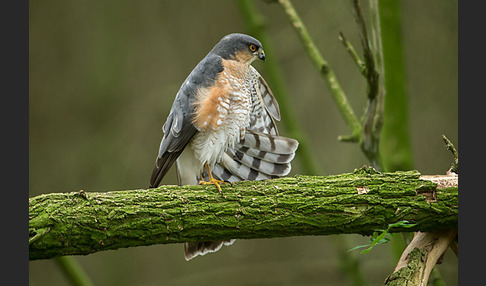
[29, 0, 457, 285]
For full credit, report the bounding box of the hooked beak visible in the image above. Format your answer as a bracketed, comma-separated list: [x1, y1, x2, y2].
[258, 50, 266, 62]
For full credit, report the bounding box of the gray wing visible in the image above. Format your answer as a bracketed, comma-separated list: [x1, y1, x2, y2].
[210, 66, 298, 183]
[149, 55, 224, 188]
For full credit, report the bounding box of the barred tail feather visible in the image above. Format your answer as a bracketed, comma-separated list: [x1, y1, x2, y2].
[218, 153, 277, 181]
[211, 163, 241, 182]
[226, 149, 292, 177]
[235, 146, 295, 164]
[184, 240, 235, 261]
[211, 132, 298, 182]
[240, 131, 299, 155]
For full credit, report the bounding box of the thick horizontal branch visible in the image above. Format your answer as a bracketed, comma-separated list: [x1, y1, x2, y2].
[29, 168, 457, 260]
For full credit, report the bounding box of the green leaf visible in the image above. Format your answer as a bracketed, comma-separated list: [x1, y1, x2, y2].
[347, 244, 371, 253]
[348, 220, 417, 254]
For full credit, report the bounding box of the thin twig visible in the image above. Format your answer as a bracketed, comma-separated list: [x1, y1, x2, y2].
[237, 0, 321, 175]
[338, 31, 366, 76]
[29, 227, 50, 244]
[275, 0, 361, 141]
[442, 134, 458, 174]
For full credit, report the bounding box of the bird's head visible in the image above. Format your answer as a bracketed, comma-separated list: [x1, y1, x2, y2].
[211, 33, 266, 64]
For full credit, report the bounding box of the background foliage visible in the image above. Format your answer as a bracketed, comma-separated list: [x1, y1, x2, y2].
[29, 0, 457, 285]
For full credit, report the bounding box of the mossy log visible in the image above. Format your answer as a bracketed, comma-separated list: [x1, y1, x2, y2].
[29, 168, 457, 260]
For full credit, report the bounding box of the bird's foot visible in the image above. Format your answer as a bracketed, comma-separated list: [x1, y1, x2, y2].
[199, 177, 227, 196]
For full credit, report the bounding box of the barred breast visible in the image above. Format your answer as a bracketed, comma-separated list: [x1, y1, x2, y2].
[189, 59, 253, 174]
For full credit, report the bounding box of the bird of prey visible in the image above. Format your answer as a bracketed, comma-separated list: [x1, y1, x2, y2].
[149, 33, 298, 260]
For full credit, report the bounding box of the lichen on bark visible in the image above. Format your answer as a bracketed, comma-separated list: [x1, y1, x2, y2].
[29, 169, 457, 260]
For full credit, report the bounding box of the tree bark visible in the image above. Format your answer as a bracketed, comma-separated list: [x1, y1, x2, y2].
[29, 168, 457, 261]
[384, 230, 457, 286]
[384, 173, 458, 286]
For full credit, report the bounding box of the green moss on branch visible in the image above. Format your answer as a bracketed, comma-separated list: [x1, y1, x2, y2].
[29, 169, 457, 260]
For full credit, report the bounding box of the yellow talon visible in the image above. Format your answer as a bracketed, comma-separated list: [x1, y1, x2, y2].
[199, 178, 226, 195]
[199, 163, 226, 196]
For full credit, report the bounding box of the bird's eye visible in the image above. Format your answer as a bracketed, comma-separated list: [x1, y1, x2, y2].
[249, 44, 257, 52]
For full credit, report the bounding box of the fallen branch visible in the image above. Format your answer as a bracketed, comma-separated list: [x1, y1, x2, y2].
[29, 168, 457, 261]
[385, 173, 458, 286]
[384, 230, 457, 286]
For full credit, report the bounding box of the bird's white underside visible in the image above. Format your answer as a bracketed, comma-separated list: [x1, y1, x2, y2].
[176, 70, 254, 185]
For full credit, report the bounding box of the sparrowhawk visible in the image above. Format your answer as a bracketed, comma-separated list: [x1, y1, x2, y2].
[149, 33, 299, 260]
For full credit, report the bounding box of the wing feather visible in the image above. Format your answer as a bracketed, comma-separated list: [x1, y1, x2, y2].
[208, 67, 298, 183]
[149, 55, 224, 188]
[249, 66, 281, 122]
